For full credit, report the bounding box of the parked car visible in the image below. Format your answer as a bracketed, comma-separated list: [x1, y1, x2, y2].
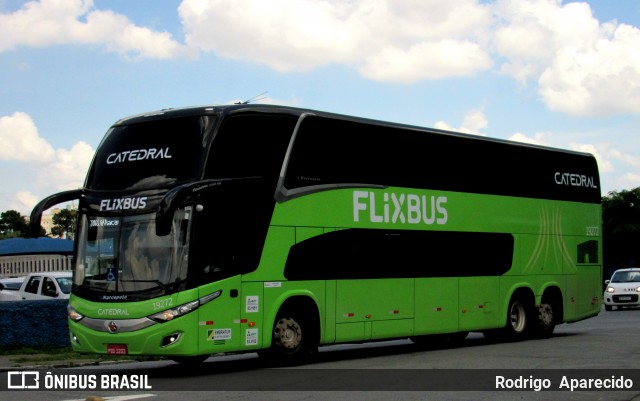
[0, 276, 25, 291]
[0, 272, 72, 301]
[603, 268, 640, 311]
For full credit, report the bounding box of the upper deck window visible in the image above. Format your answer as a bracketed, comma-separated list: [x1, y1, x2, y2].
[87, 116, 215, 191]
[205, 114, 297, 183]
[282, 116, 600, 203]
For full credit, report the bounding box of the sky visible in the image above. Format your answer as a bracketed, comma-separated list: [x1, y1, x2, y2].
[1, 0, 639, 216]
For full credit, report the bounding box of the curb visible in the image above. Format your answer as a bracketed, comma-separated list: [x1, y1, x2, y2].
[0, 358, 136, 372]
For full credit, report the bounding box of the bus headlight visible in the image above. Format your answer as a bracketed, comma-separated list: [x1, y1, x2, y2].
[149, 300, 199, 322]
[148, 290, 222, 323]
[68, 305, 84, 322]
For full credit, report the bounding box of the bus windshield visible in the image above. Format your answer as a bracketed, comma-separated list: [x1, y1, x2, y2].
[74, 209, 191, 300]
[86, 116, 215, 191]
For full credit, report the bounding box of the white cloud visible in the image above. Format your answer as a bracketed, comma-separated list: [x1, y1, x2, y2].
[569, 142, 614, 174]
[616, 172, 640, 190]
[609, 147, 640, 169]
[0, 0, 191, 59]
[566, 142, 640, 179]
[0, 112, 55, 163]
[434, 109, 488, 135]
[177, 0, 640, 114]
[179, 0, 493, 82]
[2, 0, 639, 119]
[0, 112, 95, 214]
[360, 39, 492, 82]
[9, 191, 40, 215]
[493, 0, 640, 116]
[508, 132, 551, 146]
[41, 141, 95, 192]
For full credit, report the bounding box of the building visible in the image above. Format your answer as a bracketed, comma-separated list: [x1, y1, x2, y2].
[0, 237, 73, 278]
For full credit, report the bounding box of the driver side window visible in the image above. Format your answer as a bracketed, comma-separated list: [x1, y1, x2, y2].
[24, 276, 41, 295]
[41, 277, 58, 297]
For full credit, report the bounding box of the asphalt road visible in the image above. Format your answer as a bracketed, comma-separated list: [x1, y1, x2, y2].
[3, 306, 640, 401]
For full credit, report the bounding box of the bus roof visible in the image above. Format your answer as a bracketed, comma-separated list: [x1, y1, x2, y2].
[112, 104, 597, 160]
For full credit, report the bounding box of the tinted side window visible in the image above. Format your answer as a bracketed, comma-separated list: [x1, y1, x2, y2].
[41, 277, 57, 297]
[283, 116, 600, 203]
[189, 114, 298, 288]
[24, 277, 41, 294]
[205, 114, 297, 183]
[284, 229, 514, 280]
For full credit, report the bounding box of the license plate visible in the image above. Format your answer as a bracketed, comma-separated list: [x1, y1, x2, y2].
[619, 296, 632, 301]
[107, 344, 128, 355]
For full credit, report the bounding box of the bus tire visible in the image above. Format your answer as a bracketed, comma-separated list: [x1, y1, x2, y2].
[484, 293, 533, 342]
[505, 296, 529, 339]
[259, 302, 318, 365]
[533, 291, 561, 338]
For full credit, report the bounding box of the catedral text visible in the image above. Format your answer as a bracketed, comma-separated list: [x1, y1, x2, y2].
[106, 147, 172, 165]
[554, 172, 597, 188]
[353, 191, 448, 225]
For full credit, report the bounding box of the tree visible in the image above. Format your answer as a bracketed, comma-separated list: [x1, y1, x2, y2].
[51, 208, 77, 240]
[0, 210, 30, 239]
[602, 187, 640, 277]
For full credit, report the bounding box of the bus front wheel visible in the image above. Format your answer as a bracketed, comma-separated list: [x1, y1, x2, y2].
[259, 304, 318, 365]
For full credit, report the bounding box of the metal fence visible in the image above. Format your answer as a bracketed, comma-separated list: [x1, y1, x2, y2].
[0, 254, 72, 277]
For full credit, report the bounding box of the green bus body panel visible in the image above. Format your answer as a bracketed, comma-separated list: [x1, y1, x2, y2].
[69, 184, 602, 356]
[69, 184, 601, 356]
[70, 278, 243, 356]
[267, 187, 601, 333]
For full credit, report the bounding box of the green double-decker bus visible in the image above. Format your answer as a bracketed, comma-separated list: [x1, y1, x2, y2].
[31, 105, 602, 363]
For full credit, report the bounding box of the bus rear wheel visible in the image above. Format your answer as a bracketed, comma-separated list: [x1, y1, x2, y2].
[533, 302, 555, 338]
[484, 294, 532, 342]
[508, 299, 527, 335]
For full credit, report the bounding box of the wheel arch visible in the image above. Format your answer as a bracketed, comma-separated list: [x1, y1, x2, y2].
[501, 285, 536, 326]
[262, 291, 322, 349]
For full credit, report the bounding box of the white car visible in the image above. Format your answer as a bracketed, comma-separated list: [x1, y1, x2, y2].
[0, 276, 25, 291]
[0, 272, 72, 301]
[0, 276, 26, 301]
[603, 268, 640, 311]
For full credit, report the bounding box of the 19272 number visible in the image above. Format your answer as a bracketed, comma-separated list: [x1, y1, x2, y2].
[152, 298, 174, 310]
[586, 226, 599, 236]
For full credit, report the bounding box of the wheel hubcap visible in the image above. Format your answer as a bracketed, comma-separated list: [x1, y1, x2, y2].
[539, 303, 553, 327]
[509, 302, 526, 333]
[274, 317, 302, 349]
